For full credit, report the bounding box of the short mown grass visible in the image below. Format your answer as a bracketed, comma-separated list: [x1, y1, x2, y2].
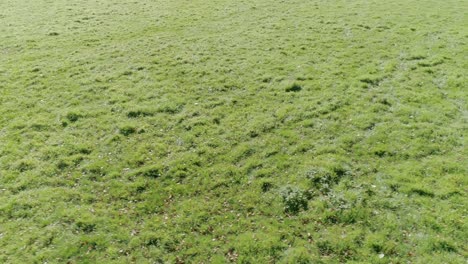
[0, 0, 467, 262]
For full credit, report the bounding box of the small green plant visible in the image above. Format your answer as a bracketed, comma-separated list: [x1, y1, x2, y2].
[119, 125, 137, 136]
[280, 186, 308, 214]
[66, 112, 82, 122]
[285, 83, 302, 92]
[260, 180, 273, 192]
[306, 168, 335, 193]
[306, 165, 349, 193]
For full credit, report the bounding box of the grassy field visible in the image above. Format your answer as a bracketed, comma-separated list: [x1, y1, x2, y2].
[0, 0, 467, 262]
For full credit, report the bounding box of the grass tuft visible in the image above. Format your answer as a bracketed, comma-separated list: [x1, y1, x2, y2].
[285, 83, 302, 92]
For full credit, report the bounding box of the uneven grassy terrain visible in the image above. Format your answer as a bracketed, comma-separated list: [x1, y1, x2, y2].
[0, 0, 467, 262]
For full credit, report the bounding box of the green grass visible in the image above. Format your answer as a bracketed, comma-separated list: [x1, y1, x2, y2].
[1, 0, 467, 262]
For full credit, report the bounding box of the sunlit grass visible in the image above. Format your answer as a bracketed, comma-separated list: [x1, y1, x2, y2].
[0, 0, 466, 262]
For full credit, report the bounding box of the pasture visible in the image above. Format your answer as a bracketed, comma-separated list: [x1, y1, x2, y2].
[0, 0, 467, 262]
